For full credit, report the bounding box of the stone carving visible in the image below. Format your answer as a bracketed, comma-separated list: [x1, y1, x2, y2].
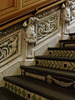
[38, 19, 54, 35]
[68, 0, 75, 18]
[8, 37, 18, 55]
[0, 36, 17, 62]
[23, 17, 39, 58]
[61, 1, 75, 34]
[71, 5, 75, 17]
[23, 8, 60, 58]
[61, 3, 70, 22]
[47, 75, 75, 88]
[0, 31, 21, 66]
[61, 3, 71, 34]
[36, 12, 59, 41]
[23, 17, 39, 43]
[68, 0, 73, 7]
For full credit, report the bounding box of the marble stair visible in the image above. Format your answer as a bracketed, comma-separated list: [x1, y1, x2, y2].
[1, 33, 75, 100]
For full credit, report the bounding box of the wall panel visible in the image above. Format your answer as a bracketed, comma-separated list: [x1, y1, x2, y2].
[0, 0, 18, 16]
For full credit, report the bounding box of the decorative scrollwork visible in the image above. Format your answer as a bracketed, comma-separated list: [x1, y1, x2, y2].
[36, 13, 58, 41]
[0, 34, 18, 62]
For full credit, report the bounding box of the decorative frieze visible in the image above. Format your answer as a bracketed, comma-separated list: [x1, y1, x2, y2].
[36, 59, 75, 71]
[49, 50, 75, 58]
[0, 30, 21, 67]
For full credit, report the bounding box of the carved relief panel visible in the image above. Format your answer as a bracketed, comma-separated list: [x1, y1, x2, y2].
[0, 0, 18, 16]
[0, 30, 21, 67]
[36, 11, 60, 43]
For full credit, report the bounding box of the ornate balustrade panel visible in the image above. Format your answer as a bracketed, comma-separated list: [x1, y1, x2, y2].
[23, 6, 60, 58]
[36, 10, 60, 43]
[23, 6, 60, 44]
[0, 30, 21, 67]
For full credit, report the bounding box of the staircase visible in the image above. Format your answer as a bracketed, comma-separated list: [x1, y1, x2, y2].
[0, 33, 75, 100]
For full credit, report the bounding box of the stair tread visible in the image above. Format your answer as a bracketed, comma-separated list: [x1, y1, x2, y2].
[21, 66, 75, 80]
[48, 47, 75, 50]
[0, 87, 25, 100]
[4, 75, 75, 100]
[35, 55, 75, 62]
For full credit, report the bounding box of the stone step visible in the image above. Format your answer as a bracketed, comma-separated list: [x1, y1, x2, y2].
[48, 47, 75, 58]
[35, 56, 75, 72]
[3, 75, 75, 100]
[0, 87, 25, 100]
[59, 39, 75, 47]
[21, 66, 75, 88]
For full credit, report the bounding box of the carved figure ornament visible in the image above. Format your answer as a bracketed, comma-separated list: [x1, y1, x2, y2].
[61, 3, 70, 22]
[68, 0, 75, 17]
[23, 17, 39, 43]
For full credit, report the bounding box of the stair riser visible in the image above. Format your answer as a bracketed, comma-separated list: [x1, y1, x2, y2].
[5, 82, 48, 100]
[36, 59, 75, 72]
[60, 43, 75, 47]
[21, 70, 45, 81]
[21, 69, 75, 88]
[49, 50, 75, 58]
